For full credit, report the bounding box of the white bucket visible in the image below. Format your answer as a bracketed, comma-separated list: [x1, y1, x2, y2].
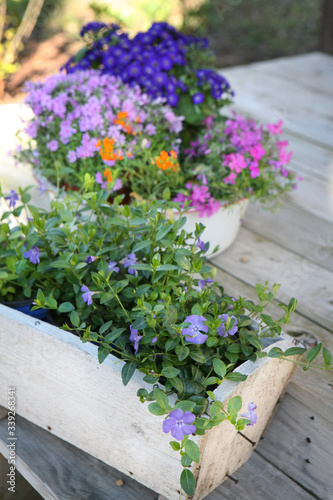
[178, 198, 249, 257]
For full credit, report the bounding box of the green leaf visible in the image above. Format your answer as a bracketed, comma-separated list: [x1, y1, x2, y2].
[283, 347, 307, 357]
[189, 349, 206, 364]
[148, 402, 165, 416]
[185, 440, 200, 463]
[189, 395, 209, 415]
[181, 454, 192, 467]
[50, 260, 72, 270]
[268, 347, 284, 358]
[227, 395, 242, 414]
[169, 441, 180, 451]
[323, 347, 333, 367]
[130, 264, 152, 271]
[175, 253, 191, 271]
[247, 335, 263, 350]
[131, 317, 147, 330]
[162, 366, 181, 379]
[307, 343, 322, 363]
[104, 328, 125, 343]
[153, 388, 171, 411]
[132, 240, 152, 253]
[225, 372, 248, 382]
[156, 264, 178, 271]
[70, 310, 80, 328]
[213, 358, 226, 378]
[58, 302, 75, 313]
[121, 361, 137, 386]
[156, 225, 172, 241]
[98, 345, 110, 364]
[176, 345, 189, 361]
[99, 320, 113, 335]
[170, 377, 184, 393]
[174, 401, 196, 412]
[74, 46, 89, 62]
[135, 284, 151, 297]
[44, 297, 57, 309]
[180, 469, 196, 497]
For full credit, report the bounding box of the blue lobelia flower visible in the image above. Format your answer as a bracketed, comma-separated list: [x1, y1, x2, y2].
[181, 315, 208, 344]
[162, 409, 196, 440]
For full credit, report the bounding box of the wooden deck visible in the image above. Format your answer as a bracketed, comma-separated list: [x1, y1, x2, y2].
[0, 52, 332, 499]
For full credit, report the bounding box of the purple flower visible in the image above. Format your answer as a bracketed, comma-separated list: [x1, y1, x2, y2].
[181, 315, 208, 344]
[124, 253, 138, 275]
[24, 245, 40, 264]
[108, 261, 119, 273]
[5, 190, 19, 209]
[192, 92, 205, 104]
[86, 255, 98, 263]
[198, 278, 214, 290]
[196, 237, 206, 251]
[241, 402, 257, 426]
[162, 409, 196, 441]
[81, 284, 96, 306]
[47, 139, 59, 152]
[129, 325, 142, 354]
[152, 336, 158, 343]
[217, 314, 238, 337]
[67, 151, 77, 163]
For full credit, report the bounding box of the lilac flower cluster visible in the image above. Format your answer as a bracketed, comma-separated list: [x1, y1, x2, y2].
[173, 181, 220, 218]
[17, 70, 183, 186]
[63, 22, 233, 109]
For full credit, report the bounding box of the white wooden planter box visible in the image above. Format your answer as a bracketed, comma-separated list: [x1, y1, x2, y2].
[0, 305, 298, 499]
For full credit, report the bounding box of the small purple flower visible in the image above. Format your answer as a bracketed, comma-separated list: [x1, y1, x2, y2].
[24, 245, 40, 264]
[217, 314, 238, 337]
[241, 402, 257, 426]
[108, 261, 119, 273]
[47, 139, 59, 152]
[152, 336, 158, 344]
[192, 92, 205, 105]
[67, 151, 77, 163]
[162, 409, 196, 441]
[124, 253, 138, 275]
[129, 325, 142, 354]
[81, 284, 96, 306]
[198, 278, 214, 290]
[227, 297, 236, 311]
[196, 237, 206, 251]
[5, 190, 19, 209]
[181, 315, 208, 344]
[86, 255, 98, 263]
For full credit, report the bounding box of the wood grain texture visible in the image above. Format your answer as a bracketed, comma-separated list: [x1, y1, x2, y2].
[0, 304, 297, 500]
[211, 227, 333, 332]
[0, 453, 42, 500]
[0, 415, 157, 500]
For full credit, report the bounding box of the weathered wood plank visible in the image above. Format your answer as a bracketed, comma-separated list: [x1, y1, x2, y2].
[0, 415, 157, 500]
[255, 393, 333, 500]
[221, 68, 333, 148]
[244, 201, 333, 271]
[211, 227, 333, 332]
[223, 52, 333, 97]
[208, 450, 316, 500]
[287, 134, 333, 183]
[0, 453, 42, 500]
[213, 267, 333, 424]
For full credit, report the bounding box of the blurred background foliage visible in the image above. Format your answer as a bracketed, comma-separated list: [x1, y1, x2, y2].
[0, 0, 326, 98]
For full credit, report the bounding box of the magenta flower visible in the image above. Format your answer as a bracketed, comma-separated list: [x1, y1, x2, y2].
[108, 261, 119, 273]
[5, 190, 19, 209]
[217, 314, 238, 337]
[241, 402, 257, 426]
[267, 120, 283, 135]
[81, 284, 96, 305]
[182, 315, 208, 344]
[129, 325, 142, 354]
[24, 245, 40, 264]
[162, 409, 196, 440]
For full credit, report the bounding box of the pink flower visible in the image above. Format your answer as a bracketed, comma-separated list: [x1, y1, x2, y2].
[250, 143, 265, 161]
[267, 120, 283, 135]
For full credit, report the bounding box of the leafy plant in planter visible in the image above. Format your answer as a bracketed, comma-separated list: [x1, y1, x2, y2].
[16, 177, 329, 498]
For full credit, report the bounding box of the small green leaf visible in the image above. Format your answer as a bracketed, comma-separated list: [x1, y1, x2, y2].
[181, 453, 192, 467]
[323, 347, 333, 367]
[180, 469, 196, 496]
[225, 372, 247, 382]
[185, 440, 200, 463]
[148, 403, 165, 416]
[169, 440, 180, 451]
[268, 347, 284, 358]
[70, 310, 80, 328]
[153, 388, 171, 411]
[162, 366, 181, 378]
[284, 347, 307, 357]
[176, 345, 189, 361]
[156, 264, 178, 271]
[174, 401, 196, 412]
[175, 253, 191, 271]
[227, 395, 242, 414]
[132, 240, 152, 253]
[213, 358, 226, 378]
[98, 345, 110, 364]
[58, 302, 75, 313]
[306, 343, 322, 363]
[121, 361, 137, 386]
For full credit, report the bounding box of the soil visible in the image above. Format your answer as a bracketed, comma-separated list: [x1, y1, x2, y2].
[1, 33, 81, 104]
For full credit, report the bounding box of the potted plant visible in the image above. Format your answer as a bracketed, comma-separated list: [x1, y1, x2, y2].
[0, 178, 330, 499]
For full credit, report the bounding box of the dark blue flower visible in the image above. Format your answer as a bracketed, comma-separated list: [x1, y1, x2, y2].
[192, 92, 205, 105]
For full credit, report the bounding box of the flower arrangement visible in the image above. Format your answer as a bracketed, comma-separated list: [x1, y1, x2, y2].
[14, 70, 184, 199]
[62, 22, 234, 127]
[174, 113, 298, 215]
[1, 177, 330, 497]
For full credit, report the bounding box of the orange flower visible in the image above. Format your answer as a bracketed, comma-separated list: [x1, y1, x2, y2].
[117, 111, 128, 120]
[155, 150, 180, 173]
[103, 168, 113, 182]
